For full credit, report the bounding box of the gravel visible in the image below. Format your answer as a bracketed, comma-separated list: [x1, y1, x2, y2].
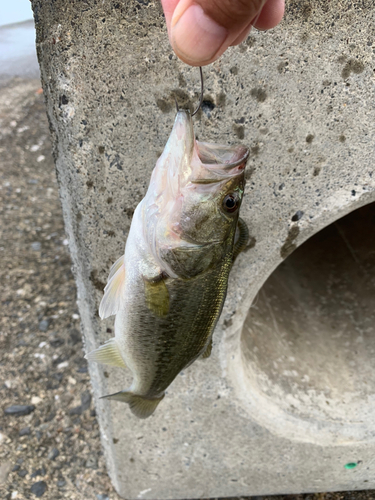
[1, 78, 375, 500]
[19, 427, 31, 436]
[4, 405, 35, 417]
[30, 480, 47, 497]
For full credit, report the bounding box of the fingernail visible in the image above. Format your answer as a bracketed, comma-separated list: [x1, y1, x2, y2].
[171, 4, 228, 65]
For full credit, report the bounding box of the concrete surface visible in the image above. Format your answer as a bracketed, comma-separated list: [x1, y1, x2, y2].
[30, 0, 375, 498]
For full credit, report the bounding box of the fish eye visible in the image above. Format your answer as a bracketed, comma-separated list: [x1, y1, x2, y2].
[222, 193, 239, 213]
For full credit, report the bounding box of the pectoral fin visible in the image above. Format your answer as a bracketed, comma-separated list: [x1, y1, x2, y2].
[85, 338, 126, 368]
[143, 276, 170, 317]
[101, 391, 165, 419]
[232, 217, 249, 263]
[99, 255, 125, 319]
[201, 337, 213, 359]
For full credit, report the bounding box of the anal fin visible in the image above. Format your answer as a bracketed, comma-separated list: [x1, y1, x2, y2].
[85, 338, 126, 368]
[101, 391, 165, 419]
[201, 337, 213, 359]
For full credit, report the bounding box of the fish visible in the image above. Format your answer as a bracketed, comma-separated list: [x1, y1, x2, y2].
[86, 109, 249, 419]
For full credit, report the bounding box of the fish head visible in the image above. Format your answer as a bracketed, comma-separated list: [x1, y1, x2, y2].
[142, 110, 248, 279]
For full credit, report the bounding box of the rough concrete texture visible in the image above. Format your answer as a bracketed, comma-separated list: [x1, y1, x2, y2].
[30, 0, 375, 498]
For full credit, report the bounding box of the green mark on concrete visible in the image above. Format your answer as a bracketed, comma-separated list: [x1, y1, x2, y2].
[345, 462, 358, 470]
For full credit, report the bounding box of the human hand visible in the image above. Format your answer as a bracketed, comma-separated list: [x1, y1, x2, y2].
[161, 0, 285, 66]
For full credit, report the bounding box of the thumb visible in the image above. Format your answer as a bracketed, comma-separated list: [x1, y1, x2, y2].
[162, 0, 283, 66]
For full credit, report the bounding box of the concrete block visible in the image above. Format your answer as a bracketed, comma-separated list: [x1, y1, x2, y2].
[31, 0, 375, 497]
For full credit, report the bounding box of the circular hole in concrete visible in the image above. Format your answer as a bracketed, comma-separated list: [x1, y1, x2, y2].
[240, 202, 375, 444]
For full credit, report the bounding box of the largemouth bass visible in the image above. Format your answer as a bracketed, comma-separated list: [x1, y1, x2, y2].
[86, 110, 249, 418]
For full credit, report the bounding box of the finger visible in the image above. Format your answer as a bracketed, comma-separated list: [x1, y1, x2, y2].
[229, 20, 254, 47]
[253, 0, 285, 30]
[230, 0, 285, 46]
[164, 0, 284, 66]
[160, 0, 179, 39]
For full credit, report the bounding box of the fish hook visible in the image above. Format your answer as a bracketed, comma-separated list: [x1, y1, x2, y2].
[174, 66, 204, 116]
[192, 66, 204, 116]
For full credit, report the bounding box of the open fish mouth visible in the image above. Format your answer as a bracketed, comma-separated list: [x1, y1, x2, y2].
[189, 140, 249, 184]
[197, 141, 249, 169]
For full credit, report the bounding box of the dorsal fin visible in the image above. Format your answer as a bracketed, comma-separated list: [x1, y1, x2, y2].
[99, 256, 125, 319]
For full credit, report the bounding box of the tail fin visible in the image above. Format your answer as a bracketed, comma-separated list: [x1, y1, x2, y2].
[101, 391, 165, 419]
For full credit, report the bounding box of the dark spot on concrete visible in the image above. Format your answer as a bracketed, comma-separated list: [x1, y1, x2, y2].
[124, 207, 134, 218]
[239, 43, 247, 53]
[130, 457, 135, 462]
[279, 183, 285, 190]
[202, 99, 215, 114]
[113, 438, 119, 444]
[301, 3, 312, 20]
[341, 59, 365, 79]
[107, 197, 113, 204]
[251, 145, 260, 156]
[77, 212, 82, 222]
[216, 92, 226, 107]
[90, 270, 105, 292]
[178, 73, 186, 88]
[327, 104, 333, 114]
[277, 61, 288, 74]
[288, 147, 294, 153]
[224, 318, 233, 328]
[106, 230, 115, 237]
[322, 79, 331, 87]
[156, 98, 172, 113]
[172, 89, 192, 113]
[233, 124, 244, 140]
[313, 166, 321, 177]
[104, 371, 109, 378]
[337, 55, 347, 64]
[230, 66, 238, 75]
[250, 88, 267, 103]
[98, 146, 105, 154]
[306, 134, 314, 144]
[86, 180, 94, 188]
[352, 190, 356, 196]
[59, 95, 69, 107]
[339, 135, 346, 143]
[246, 36, 256, 48]
[235, 117, 245, 124]
[280, 226, 300, 259]
[291, 210, 304, 222]
[245, 236, 257, 251]
[245, 166, 255, 181]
